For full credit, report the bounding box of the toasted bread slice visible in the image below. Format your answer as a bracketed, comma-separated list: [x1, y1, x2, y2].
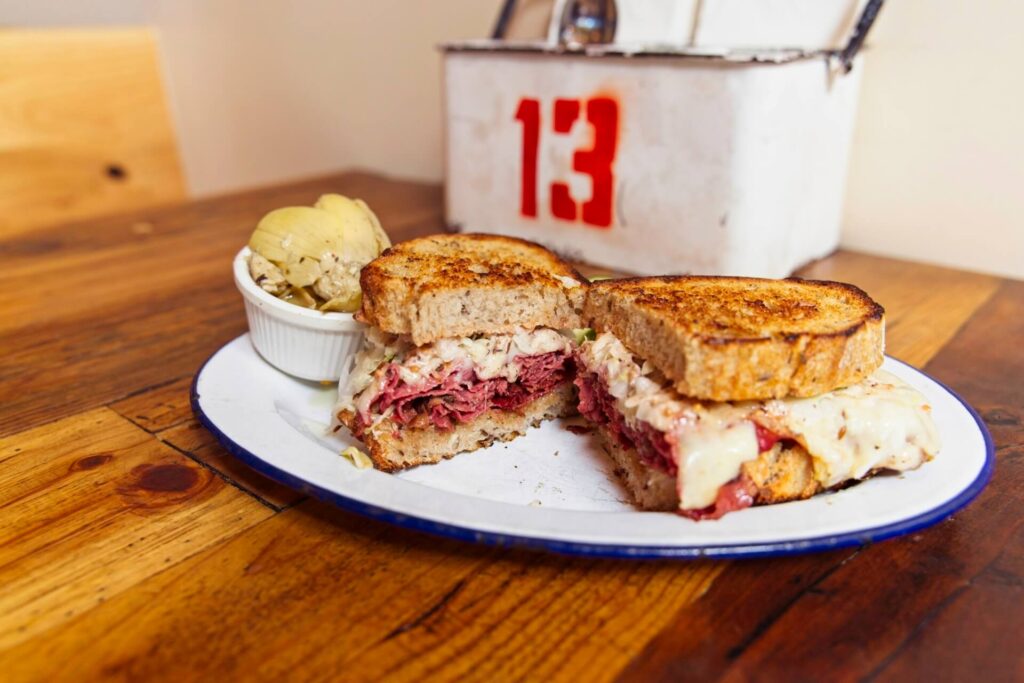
[597, 429, 678, 511]
[584, 276, 884, 400]
[360, 234, 587, 345]
[337, 384, 576, 471]
[596, 427, 824, 512]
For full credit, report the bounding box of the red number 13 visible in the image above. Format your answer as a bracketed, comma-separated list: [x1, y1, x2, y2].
[514, 96, 619, 229]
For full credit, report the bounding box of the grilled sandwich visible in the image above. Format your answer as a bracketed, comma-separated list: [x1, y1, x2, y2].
[335, 234, 587, 471]
[576, 276, 941, 519]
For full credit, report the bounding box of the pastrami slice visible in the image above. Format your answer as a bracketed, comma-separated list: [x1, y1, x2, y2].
[355, 350, 574, 435]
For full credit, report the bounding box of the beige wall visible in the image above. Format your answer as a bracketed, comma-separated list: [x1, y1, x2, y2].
[843, 0, 1024, 278]
[3, 0, 1021, 277]
[154, 0, 503, 194]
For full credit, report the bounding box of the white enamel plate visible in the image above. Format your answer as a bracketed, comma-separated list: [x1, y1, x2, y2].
[193, 334, 993, 558]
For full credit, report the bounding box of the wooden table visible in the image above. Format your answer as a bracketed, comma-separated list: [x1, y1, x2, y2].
[2, 172, 1020, 682]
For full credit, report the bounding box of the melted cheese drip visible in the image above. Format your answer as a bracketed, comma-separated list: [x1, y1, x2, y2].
[580, 332, 941, 511]
[759, 371, 941, 488]
[676, 407, 759, 509]
[581, 333, 760, 508]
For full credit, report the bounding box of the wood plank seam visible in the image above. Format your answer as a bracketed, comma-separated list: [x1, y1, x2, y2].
[156, 435, 290, 513]
[109, 375, 194, 433]
[862, 513, 1023, 681]
[110, 375, 187, 404]
[721, 548, 863, 662]
[117, 410, 193, 437]
[861, 583, 971, 681]
[916, 287, 998, 362]
[0, 372, 195, 440]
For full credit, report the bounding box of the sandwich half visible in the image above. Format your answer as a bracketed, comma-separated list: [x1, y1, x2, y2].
[576, 276, 941, 519]
[335, 234, 587, 471]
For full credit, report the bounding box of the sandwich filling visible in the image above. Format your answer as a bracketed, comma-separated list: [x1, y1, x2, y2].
[577, 331, 941, 519]
[338, 327, 575, 436]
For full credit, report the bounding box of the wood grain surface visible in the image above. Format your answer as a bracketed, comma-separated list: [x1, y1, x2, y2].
[0, 172, 1019, 682]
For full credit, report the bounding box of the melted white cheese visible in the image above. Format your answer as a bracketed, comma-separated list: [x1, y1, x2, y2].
[581, 334, 760, 507]
[676, 407, 759, 509]
[759, 371, 941, 488]
[580, 332, 941, 511]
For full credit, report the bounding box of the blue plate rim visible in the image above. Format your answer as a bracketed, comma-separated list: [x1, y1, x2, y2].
[190, 336, 995, 560]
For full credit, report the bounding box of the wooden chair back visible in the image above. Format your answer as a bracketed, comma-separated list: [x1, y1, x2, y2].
[0, 28, 185, 238]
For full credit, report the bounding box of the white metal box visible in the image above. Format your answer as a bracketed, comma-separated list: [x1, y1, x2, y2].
[443, 43, 863, 277]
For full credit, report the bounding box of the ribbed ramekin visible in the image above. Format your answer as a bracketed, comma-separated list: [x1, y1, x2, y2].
[233, 247, 364, 383]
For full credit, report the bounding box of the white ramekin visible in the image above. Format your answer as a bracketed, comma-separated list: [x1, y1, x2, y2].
[233, 247, 365, 383]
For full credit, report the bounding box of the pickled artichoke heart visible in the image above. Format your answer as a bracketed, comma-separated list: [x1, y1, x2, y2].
[353, 198, 392, 253]
[314, 256, 362, 311]
[248, 252, 287, 295]
[312, 253, 361, 301]
[313, 194, 381, 265]
[320, 290, 361, 313]
[283, 254, 322, 287]
[249, 206, 346, 264]
[280, 285, 318, 309]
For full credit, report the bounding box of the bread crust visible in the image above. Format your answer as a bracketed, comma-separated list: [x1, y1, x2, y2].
[360, 234, 587, 345]
[598, 431, 678, 511]
[337, 384, 576, 472]
[594, 425, 826, 512]
[584, 275, 884, 401]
